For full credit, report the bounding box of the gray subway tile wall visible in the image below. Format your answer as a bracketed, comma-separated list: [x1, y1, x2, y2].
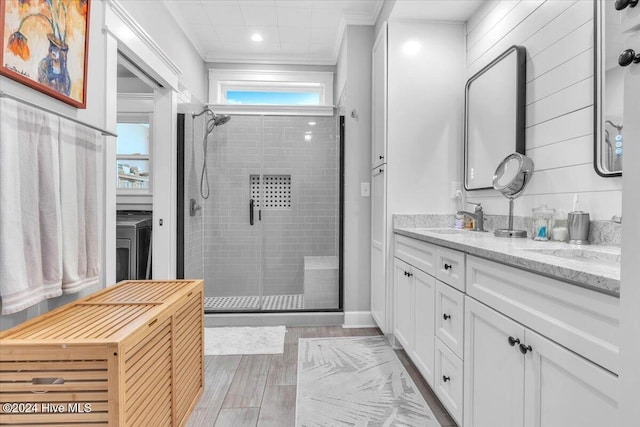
[184, 114, 339, 307]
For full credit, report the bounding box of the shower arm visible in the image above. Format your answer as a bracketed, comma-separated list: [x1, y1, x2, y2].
[605, 120, 623, 131]
[192, 108, 214, 118]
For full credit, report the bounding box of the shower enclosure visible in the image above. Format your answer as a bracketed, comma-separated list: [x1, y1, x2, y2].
[178, 109, 341, 313]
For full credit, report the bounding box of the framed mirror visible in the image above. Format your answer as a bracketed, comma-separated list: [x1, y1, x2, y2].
[594, 0, 625, 177]
[464, 45, 526, 190]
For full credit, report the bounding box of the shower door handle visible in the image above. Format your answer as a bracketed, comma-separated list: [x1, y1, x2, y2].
[250, 199, 254, 225]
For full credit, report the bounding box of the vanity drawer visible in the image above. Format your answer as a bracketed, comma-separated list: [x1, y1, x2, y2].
[394, 234, 436, 276]
[436, 246, 465, 291]
[434, 337, 463, 426]
[435, 281, 464, 358]
[466, 255, 620, 373]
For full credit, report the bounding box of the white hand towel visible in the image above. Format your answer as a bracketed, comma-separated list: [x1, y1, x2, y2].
[0, 98, 63, 314]
[59, 119, 103, 293]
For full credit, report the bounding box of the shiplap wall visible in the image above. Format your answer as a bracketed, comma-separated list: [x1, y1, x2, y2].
[465, 0, 622, 220]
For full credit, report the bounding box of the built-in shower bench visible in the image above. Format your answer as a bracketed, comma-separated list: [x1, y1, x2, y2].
[303, 256, 339, 309]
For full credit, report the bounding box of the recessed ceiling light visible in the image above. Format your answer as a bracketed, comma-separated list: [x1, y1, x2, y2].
[251, 33, 263, 42]
[308, 121, 316, 126]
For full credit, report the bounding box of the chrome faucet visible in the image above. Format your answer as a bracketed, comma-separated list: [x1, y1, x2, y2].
[457, 202, 485, 232]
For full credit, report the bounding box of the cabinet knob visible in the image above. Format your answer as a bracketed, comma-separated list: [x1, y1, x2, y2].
[615, 0, 638, 10]
[442, 375, 451, 382]
[407, 272, 413, 277]
[508, 336, 520, 347]
[519, 343, 533, 355]
[443, 313, 451, 320]
[379, 155, 384, 160]
[404, 271, 408, 276]
[619, 49, 640, 67]
[444, 263, 452, 270]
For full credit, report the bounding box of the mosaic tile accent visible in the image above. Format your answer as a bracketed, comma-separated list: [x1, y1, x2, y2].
[204, 294, 304, 311]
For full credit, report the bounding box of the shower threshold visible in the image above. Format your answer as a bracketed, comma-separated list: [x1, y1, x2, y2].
[204, 294, 304, 311]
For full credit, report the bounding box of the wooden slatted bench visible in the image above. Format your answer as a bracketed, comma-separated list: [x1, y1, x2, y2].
[0, 280, 204, 426]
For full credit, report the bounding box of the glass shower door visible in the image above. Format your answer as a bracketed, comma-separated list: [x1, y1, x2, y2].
[259, 115, 339, 311]
[198, 115, 263, 311]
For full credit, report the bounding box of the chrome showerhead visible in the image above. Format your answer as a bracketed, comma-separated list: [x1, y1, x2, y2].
[213, 114, 231, 127]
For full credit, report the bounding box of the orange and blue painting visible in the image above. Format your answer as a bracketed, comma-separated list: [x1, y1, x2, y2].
[0, 0, 90, 108]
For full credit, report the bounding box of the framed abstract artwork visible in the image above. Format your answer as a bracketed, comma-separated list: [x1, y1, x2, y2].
[0, 0, 91, 108]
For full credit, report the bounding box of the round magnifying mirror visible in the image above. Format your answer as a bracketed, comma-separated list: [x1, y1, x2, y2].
[492, 153, 534, 238]
[493, 153, 534, 198]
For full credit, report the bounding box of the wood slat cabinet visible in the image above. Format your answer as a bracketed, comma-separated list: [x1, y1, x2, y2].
[0, 280, 204, 426]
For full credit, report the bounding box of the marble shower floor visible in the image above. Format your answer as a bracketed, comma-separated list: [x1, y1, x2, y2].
[204, 294, 305, 311]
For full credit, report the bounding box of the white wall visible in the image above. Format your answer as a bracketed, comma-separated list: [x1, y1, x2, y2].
[119, 1, 207, 103]
[464, 0, 622, 220]
[338, 26, 375, 317]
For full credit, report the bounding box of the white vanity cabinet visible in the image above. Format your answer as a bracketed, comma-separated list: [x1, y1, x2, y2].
[464, 256, 620, 427]
[394, 235, 465, 425]
[464, 297, 618, 427]
[393, 237, 437, 385]
[393, 233, 620, 427]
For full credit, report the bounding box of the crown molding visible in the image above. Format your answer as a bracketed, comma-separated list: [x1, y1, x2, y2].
[162, 0, 207, 61]
[204, 56, 337, 66]
[105, 0, 183, 78]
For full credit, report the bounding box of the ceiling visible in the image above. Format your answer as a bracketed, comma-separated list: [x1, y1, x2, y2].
[390, 0, 486, 22]
[163, 0, 486, 65]
[164, 0, 383, 65]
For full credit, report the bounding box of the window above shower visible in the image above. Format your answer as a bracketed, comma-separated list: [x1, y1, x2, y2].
[208, 69, 334, 116]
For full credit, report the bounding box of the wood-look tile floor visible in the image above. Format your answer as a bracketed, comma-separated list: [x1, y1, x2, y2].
[186, 326, 458, 427]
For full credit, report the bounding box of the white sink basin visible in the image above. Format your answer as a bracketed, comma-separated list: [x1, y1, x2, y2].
[522, 247, 620, 264]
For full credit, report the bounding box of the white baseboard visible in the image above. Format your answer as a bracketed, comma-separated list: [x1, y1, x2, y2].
[343, 311, 377, 328]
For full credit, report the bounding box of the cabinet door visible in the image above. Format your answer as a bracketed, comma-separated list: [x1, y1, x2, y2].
[393, 258, 413, 351]
[412, 268, 436, 385]
[371, 241, 386, 330]
[464, 297, 525, 427]
[371, 21, 387, 169]
[523, 329, 619, 427]
[371, 167, 387, 331]
[435, 280, 465, 358]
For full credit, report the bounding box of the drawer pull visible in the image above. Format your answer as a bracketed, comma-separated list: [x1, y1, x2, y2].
[519, 343, 533, 355]
[148, 319, 158, 327]
[187, 292, 193, 297]
[444, 263, 452, 270]
[443, 313, 451, 320]
[442, 375, 451, 382]
[508, 336, 520, 347]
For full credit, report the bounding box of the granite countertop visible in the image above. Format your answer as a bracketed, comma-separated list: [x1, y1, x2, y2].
[394, 227, 621, 297]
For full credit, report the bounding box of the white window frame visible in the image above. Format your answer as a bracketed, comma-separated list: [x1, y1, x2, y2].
[116, 112, 153, 202]
[208, 69, 334, 116]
